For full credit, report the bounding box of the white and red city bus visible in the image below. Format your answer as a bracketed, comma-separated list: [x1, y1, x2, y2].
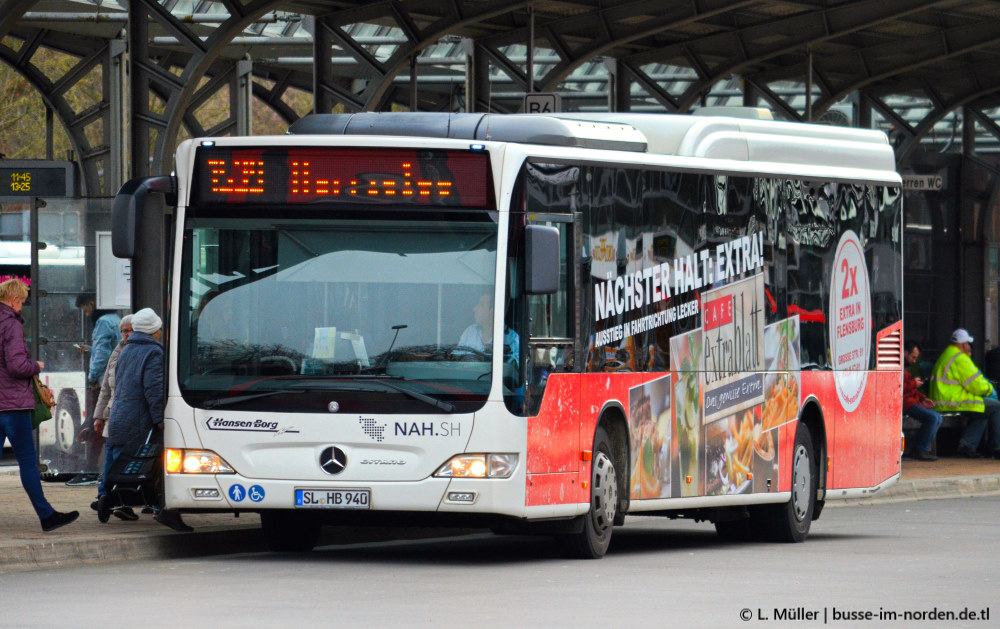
[112, 110, 903, 558]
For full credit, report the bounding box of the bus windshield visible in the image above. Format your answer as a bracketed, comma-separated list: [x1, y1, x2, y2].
[178, 213, 499, 413]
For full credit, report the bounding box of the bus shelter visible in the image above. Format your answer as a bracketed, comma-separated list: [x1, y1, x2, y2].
[1, 159, 120, 480]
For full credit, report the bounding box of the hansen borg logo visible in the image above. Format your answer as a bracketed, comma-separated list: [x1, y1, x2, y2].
[319, 446, 348, 475]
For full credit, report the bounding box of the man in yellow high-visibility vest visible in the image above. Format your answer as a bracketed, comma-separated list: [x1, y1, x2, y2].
[929, 328, 1000, 459]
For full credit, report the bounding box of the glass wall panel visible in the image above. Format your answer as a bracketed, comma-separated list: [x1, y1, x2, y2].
[36, 198, 115, 478]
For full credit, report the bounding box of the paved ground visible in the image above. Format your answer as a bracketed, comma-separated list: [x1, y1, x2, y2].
[1, 455, 999, 574]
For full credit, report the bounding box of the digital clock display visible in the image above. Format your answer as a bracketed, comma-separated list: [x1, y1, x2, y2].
[191, 147, 491, 208]
[0, 166, 69, 197]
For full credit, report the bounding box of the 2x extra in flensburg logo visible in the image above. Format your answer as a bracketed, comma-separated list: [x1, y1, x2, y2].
[829, 230, 871, 413]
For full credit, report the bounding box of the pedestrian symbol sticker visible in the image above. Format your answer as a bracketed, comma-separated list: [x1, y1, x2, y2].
[248, 485, 265, 503]
[229, 484, 246, 502]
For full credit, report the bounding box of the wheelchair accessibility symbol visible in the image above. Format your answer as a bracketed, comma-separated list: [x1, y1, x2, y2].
[228, 484, 246, 502]
[248, 485, 265, 503]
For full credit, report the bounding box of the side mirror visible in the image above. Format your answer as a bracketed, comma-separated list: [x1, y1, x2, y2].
[525, 224, 560, 295]
[112, 176, 175, 258]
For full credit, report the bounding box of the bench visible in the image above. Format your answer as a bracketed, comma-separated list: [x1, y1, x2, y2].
[902, 411, 967, 456]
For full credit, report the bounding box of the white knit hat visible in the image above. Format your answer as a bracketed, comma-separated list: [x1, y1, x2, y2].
[131, 308, 162, 334]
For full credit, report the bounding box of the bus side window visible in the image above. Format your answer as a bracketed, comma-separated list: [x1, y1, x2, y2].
[524, 221, 573, 416]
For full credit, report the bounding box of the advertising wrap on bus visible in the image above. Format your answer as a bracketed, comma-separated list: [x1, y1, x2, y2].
[112, 111, 904, 558]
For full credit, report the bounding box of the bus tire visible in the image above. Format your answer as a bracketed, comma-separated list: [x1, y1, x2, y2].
[760, 422, 816, 543]
[558, 426, 617, 559]
[260, 511, 321, 552]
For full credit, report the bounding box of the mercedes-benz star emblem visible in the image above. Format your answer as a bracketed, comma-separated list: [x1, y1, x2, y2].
[319, 446, 348, 475]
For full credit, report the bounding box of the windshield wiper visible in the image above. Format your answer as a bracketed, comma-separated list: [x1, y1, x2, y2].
[202, 377, 455, 412]
[340, 375, 455, 412]
[372, 378, 456, 412]
[203, 389, 305, 409]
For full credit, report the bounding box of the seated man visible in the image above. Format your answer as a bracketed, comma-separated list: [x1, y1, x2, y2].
[456, 291, 519, 365]
[903, 340, 943, 461]
[929, 328, 1000, 459]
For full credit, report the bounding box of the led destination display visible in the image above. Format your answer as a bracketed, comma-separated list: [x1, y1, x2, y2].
[192, 146, 491, 208]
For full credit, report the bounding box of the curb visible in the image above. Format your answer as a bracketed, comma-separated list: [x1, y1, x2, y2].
[833, 473, 1000, 505]
[0, 521, 474, 574]
[0, 525, 266, 574]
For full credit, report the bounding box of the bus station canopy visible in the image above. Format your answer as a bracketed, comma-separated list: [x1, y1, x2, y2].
[4, 0, 1000, 186]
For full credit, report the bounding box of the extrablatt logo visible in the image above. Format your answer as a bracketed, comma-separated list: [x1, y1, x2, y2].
[703, 295, 733, 331]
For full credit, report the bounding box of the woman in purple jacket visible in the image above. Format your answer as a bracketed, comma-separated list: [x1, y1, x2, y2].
[0, 279, 78, 531]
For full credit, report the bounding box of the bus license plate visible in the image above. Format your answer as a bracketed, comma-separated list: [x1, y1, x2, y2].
[295, 488, 370, 509]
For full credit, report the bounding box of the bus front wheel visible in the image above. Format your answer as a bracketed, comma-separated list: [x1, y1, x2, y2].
[760, 422, 816, 542]
[260, 511, 321, 552]
[559, 426, 617, 559]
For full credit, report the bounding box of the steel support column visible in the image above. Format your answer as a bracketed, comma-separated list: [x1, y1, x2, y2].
[108, 38, 128, 192]
[45, 105, 53, 159]
[127, 5, 155, 179]
[312, 15, 337, 114]
[463, 38, 476, 113]
[473, 42, 494, 112]
[606, 58, 631, 113]
[858, 91, 873, 130]
[236, 58, 253, 135]
[964, 106, 976, 157]
[410, 54, 418, 111]
[127, 3, 167, 313]
[742, 79, 760, 107]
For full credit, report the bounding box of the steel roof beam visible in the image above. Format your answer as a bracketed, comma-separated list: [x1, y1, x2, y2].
[312, 0, 530, 111]
[623, 0, 949, 113]
[536, 0, 757, 94]
[0, 0, 35, 39]
[0, 41, 92, 192]
[130, 0, 283, 177]
[806, 21, 1000, 113]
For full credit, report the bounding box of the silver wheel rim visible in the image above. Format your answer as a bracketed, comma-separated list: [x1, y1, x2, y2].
[591, 451, 617, 533]
[56, 408, 74, 453]
[791, 443, 811, 521]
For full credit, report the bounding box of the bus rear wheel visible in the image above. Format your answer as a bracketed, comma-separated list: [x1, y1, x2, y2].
[558, 426, 617, 559]
[758, 422, 816, 542]
[260, 511, 321, 552]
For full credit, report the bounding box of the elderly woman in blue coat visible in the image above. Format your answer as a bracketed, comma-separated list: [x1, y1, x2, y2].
[106, 307, 192, 532]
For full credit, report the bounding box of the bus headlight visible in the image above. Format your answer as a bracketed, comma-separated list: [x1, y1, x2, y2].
[165, 448, 236, 474]
[434, 454, 518, 478]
